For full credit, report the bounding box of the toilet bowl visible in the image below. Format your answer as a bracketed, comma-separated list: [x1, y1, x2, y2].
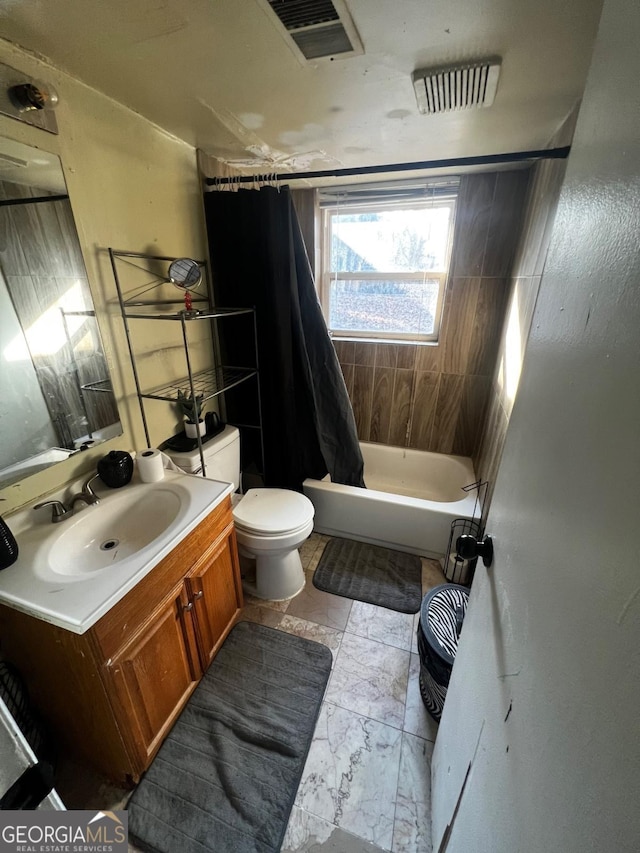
[233, 488, 314, 600]
[163, 426, 314, 601]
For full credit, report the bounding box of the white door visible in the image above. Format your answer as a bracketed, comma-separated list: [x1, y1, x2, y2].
[431, 1, 640, 851]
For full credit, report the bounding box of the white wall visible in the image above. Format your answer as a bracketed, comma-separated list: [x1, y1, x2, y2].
[431, 0, 640, 850]
[0, 39, 210, 513]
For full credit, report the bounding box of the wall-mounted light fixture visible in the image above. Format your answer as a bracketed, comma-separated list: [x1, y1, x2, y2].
[8, 81, 59, 113]
[0, 62, 59, 134]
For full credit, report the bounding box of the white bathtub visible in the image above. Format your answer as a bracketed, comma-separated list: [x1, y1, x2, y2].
[303, 442, 479, 557]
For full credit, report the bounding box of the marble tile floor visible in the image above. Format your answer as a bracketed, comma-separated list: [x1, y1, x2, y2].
[56, 533, 445, 853]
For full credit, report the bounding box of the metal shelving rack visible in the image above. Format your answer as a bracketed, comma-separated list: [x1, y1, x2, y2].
[108, 248, 264, 480]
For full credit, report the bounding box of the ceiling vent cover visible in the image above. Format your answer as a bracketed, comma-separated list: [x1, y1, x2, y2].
[263, 0, 364, 61]
[412, 59, 501, 115]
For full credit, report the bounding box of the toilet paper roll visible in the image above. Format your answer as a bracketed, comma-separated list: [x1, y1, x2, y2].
[446, 552, 471, 584]
[136, 448, 165, 483]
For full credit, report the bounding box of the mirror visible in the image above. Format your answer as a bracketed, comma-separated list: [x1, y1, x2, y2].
[169, 257, 203, 316]
[0, 137, 122, 487]
[168, 258, 202, 290]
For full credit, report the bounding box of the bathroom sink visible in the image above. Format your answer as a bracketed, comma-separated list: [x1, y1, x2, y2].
[29, 481, 191, 582]
[0, 471, 234, 633]
[47, 487, 183, 577]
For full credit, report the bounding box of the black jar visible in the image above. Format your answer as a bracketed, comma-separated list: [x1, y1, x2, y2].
[0, 515, 19, 570]
[97, 450, 134, 488]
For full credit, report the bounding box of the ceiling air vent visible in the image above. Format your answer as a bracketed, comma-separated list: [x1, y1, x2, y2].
[262, 0, 364, 62]
[412, 59, 502, 115]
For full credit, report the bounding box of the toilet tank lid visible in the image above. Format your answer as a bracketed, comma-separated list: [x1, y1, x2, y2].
[165, 424, 239, 466]
[233, 488, 314, 534]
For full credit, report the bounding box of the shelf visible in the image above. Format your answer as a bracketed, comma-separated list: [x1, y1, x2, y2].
[124, 306, 255, 321]
[140, 366, 257, 404]
[120, 298, 210, 307]
[109, 249, 207, 264]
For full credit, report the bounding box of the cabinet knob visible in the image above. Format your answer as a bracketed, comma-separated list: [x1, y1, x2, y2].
[193, 590, 204, 600]
[182, 601, 194, 612]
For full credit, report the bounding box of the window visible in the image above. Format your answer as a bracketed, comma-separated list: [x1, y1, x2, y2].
[320, 196, 456, 342]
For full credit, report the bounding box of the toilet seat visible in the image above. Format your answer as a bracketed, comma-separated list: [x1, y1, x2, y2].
[232, 488, 314, 535]
[234, 518, 312, 540]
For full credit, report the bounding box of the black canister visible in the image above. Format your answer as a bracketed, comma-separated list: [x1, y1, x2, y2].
[0, 514, 19, 570]
[97, 450, 134, 488]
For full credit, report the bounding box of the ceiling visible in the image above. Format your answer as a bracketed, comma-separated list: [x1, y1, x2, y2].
[0, 0, 604, 179]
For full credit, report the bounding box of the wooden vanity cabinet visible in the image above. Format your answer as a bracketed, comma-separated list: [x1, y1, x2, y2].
[0, 495, 243, 784]
[188, 530, 241, 671]
[101, 580, 200, 775]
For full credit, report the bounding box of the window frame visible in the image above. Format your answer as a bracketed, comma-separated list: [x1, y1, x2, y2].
[319, 196, 456, 343]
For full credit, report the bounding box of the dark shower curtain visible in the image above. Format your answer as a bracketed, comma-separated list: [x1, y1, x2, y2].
[203, 186, 364, 492]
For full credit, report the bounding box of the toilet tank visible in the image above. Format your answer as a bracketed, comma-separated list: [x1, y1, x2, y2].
[165, 425, 240, 490]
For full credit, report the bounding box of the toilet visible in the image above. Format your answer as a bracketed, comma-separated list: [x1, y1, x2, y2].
[165, 425, 314, 601]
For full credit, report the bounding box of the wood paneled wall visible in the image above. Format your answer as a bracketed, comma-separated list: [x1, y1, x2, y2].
[333, 170, 530, 457]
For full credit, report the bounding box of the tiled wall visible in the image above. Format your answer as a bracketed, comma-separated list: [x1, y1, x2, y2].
[334, 170, 530, 457]
[474, 156, 569, 515]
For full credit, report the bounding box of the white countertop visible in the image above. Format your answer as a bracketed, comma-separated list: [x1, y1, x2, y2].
[0, 470, 233, 635]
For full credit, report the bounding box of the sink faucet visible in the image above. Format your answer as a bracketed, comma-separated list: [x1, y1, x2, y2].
[33, 499, 73, 524]
[34, 475, 101, 523]
[68, 474, 101, 510]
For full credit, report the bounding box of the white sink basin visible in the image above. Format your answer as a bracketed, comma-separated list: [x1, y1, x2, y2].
[47, 487, 183, 576]
[0, 471, 234, 633]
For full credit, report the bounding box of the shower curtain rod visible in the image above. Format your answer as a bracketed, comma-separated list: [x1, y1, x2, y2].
[205, 146, 571, 187]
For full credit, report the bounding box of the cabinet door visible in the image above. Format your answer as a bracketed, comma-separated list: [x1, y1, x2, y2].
[104, 583, 201, 774]
[187, 525, 243, 671]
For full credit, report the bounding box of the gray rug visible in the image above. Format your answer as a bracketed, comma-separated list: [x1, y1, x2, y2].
[313, 537, 422, 613]
[128, 621, 332, 853]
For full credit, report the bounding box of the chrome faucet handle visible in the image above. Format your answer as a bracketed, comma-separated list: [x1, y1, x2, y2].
[33, 500, 72, 523]
[84, 473, 99, 487]
[81, 474, 101, 505]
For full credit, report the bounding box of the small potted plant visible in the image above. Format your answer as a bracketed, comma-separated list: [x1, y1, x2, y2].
[177, 389, 206, 438]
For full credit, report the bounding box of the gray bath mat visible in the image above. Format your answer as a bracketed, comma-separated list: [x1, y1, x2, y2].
[127, 621, 332, 853]
[313, 537, 422, 613]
